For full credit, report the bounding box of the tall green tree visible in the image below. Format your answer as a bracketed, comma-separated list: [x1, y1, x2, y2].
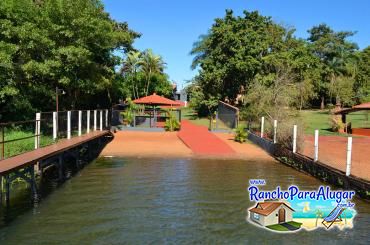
[141, 49, 166, 96]
[190, 10, 320, 114]
[355, 46, 370, 102]
[120, 50, 142, 99]
[120, 49, 172, 99]
[0, 0, 139, 120]
[307, 24, 358, 107]
[191, 10, 281, 104]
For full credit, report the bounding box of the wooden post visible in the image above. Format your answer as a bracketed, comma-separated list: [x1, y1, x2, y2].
[30, 165, 38, 200]
[53, 112, 57, 140]
[346, 137, 352, 176]
[94, 110, 97, 131]
[273, 120, 277, 144]
[215, 112, 219, 130]
[35, 113, 41, 149]
[67, 111, 71, 139]
[0, 176, 2, 205]
[133, 111, 136, 127]
[293, 125, 297, 153]
[5, 175, 10, 207]
[260, 116, 264, 138]
[100, 110, 103, 131]
[87, 110, 90, 133]
[1, 126, 4, 160]
[153, 108, 157, 128]
[314, 130, 319, 162]
[58, 154, 64, 182]
[78, 110, 82, 136]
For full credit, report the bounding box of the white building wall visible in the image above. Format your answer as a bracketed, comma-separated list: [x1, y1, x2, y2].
[250, 212, 265, 226]
[264, 204, 294, 226]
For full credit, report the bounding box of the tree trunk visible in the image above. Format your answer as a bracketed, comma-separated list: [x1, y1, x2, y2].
[336, 95, 341, 108]
[145, 72, 151, 96]
[320, 96, 325, 110]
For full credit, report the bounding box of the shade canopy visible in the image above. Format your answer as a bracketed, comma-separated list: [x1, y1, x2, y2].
[334, 102, 370, 115]
[133, 93, 181, 106]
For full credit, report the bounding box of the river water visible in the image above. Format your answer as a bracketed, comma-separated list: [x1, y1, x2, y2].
[0, 157, 369, 244]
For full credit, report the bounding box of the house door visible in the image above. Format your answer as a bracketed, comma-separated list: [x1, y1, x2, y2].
[278, 208, 285, 223]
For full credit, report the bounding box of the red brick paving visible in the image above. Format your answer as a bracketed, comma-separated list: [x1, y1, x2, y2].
[177, 120, 236, 155]
[301, 135, 370, 181]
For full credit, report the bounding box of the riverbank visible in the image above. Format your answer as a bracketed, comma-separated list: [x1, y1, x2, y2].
[101, 131, 272, 161]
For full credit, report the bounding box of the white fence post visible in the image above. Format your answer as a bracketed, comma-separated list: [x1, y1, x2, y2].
[94, 110, 97, 131]
[105, 109, 108, 128]
[260, 116, 265, 138]
[314, 130, 319, 162]
[67, 111, 71, 139]
[78, 110, 82, 136]
[35, 113, 41, 149]
[273, 120, 277, 144]
[53, 111, 57, 140]
[346, 137, 352, 176]
[293, 125, 297, 153]
[87, 110, 90, 133]
[100, 110, 103, 131]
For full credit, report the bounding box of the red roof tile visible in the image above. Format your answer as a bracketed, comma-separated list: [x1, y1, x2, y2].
[133, 93, 181, 106]
[249, 202, 294, 216]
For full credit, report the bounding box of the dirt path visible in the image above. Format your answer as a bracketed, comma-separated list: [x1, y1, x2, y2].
[101, 131, 193, 158]
[214, 133, 274, 161]
[302, 135, 370, 181]
[101, 128, 273, 161]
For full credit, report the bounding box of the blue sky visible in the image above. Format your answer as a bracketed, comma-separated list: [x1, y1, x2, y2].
[103, 0, 370, 88]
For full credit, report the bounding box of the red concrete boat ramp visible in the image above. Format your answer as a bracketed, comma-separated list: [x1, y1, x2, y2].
[177, 120, 236, 156]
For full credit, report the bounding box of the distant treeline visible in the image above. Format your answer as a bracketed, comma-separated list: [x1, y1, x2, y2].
[189, 10, 370, 118]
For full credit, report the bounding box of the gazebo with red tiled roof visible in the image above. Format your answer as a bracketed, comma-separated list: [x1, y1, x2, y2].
[334, 102, 370, 136]
[132, 93, 181, 128]
[133, 93, 181, 106]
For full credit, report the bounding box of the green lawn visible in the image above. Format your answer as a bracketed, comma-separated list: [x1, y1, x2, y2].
[299, 109, 335, 136]
[299, 109, 370, 136]
[181, 107, 211, 127]
[288, 221, 303, 228]
[2, 129, 54, 159]
[183, 107, 370, 137]
[181, 107, 247, 130]
[266, 224, 290, 231]
[266, 221, 302, 232]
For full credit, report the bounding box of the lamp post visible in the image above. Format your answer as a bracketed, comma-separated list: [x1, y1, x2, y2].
[56, 87, 66, 113]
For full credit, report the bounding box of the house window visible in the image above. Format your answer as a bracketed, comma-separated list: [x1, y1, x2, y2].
[253, 213, 260, 220]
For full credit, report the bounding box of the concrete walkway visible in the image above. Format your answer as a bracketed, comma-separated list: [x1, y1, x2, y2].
[177, 120, 236, 156]
[280, 222, 300, 231]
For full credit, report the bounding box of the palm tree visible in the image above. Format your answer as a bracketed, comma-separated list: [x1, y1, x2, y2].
[141, 49, 166, 96]
[315, 209, 324, 227]
[121, 51, 141, 99]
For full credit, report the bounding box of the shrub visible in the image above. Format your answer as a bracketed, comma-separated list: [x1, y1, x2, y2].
[120, 98, 137, 126]
[164, 110, 181, 131]
[275, 118, 305, 152]
[234, 125, 248, 143]
[330, 115, 345, 132]
[121, 110, 134, 125]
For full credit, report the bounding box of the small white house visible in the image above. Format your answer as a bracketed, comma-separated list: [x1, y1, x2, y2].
[249, 201, 294, 226]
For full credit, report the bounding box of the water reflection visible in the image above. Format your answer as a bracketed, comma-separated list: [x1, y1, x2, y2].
[0, 157, 369, 244]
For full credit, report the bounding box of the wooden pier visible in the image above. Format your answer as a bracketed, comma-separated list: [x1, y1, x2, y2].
[0, 130, 112, 206]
